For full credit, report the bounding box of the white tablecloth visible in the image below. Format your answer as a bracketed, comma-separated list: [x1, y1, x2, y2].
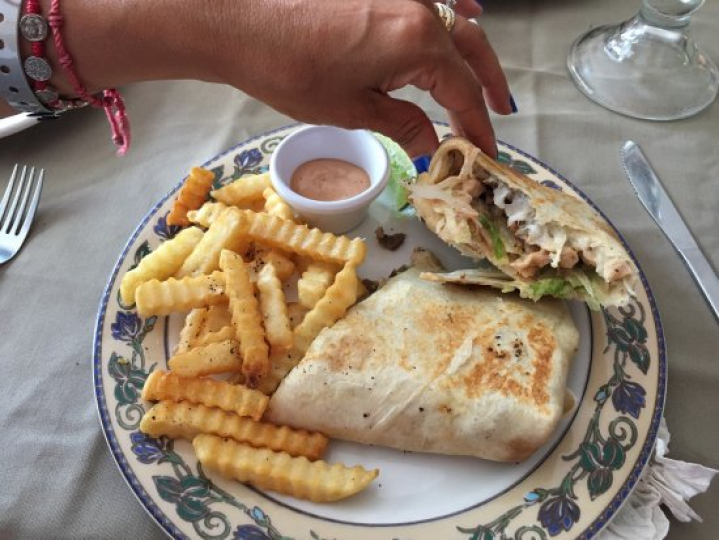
[1, 0, 717, 538]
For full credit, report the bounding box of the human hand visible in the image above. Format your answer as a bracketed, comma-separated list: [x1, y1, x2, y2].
[454, 0, 484, 19]
[202, 0, 511, 158]
[11, 0, 510, 158]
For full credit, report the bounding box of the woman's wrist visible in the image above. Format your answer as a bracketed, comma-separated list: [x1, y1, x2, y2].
[23, 0, 218, 96]
[1, 0, 245, 117]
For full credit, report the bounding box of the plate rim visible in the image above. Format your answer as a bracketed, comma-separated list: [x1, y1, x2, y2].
[92, 122, 667, 540]
[502, 140, 667, 538]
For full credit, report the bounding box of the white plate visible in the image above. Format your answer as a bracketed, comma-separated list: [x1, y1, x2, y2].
[94, 124, 666, 540]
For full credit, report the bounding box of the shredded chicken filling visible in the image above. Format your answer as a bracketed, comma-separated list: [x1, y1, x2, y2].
[484, 177, 631, 282]
[410, 166, 632, 284]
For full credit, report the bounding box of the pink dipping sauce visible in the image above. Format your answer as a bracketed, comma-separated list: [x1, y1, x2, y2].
[290, 158, 370, 202]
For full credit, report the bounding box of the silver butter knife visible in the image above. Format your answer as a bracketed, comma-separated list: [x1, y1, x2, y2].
[621, 140, 719, 322]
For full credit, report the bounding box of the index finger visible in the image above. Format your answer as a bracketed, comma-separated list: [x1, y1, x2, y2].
[453, 0, 483, 18]
[451, 16, 512, 115]
[410, 36, 498, 157]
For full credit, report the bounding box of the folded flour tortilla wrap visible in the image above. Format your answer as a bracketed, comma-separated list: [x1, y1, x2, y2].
[265, 266, 579, 463]
[408, 137, 637, 308]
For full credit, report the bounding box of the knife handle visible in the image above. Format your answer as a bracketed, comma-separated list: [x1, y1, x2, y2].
[0, 113, 39, 139]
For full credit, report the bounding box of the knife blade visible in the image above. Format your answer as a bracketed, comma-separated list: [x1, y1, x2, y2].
[620, 140, 719, 322]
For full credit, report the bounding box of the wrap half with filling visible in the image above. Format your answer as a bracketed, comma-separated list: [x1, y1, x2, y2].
[408, 137, 637, 308]
[266, 265, 579, 463]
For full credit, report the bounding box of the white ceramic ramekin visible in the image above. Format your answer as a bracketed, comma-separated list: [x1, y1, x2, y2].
[269, 125, 389, 234]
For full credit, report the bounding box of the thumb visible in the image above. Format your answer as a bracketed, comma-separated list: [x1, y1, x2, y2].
[363, 94, 439, 159]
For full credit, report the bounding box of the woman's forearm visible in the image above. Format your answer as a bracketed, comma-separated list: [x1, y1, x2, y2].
[30, 0, 220, 94]
[1, 0, 233, 116]
[0, 0, 224, 116]
[3, 0, 511, 158]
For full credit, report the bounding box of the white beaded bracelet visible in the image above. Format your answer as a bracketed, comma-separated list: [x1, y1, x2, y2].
[0, 0, 52, 113]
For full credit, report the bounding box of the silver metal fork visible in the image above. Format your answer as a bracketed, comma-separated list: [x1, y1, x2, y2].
[0, 165, 44, 265]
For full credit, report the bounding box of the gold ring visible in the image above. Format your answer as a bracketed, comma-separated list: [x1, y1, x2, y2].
[434, 3, 456, 34]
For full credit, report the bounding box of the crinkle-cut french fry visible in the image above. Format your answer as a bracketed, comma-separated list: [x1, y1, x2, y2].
[261, 249, 296, 282]
[212, 173, 271, 206]
[244, 244, 296, 283]
[241, 242, 265, 264]
[135, 272, 226, 317]
[176, 305, 234, 354]
[262, 187, 294, 221]
[120, 227, 204, 305]
[195, 325, 235, 347]
[226, 371, 246, 385]
[167, 167, 216, 227]
[176, 308, 209, 354]
[293, 255, 313, 276]
[219, 250, 269, 388]
[168, 340, 242, 377]
[297, 261, 339, 310]
[247, 199, 268, 213]
[294, 263, 359, 354]
[256, 348, 303, 396]
[176, 207, 249, 278]
[286, 303, 309, 330]
[195, 303, 235, 344]
[257, 263, 293, 354]
[140, 401, 328, 461]
[187, 202, 229, 228]
[142, 370, 268, 420]
[243, 210, 366, 265]
[204, 304, 233, 332]
[193, 434, 378, 502]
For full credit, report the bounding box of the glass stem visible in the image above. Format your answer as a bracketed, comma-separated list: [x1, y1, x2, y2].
[640, 0, 703, 28]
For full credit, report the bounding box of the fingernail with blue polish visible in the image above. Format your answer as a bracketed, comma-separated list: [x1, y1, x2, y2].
[413, 155, 432, 174]
[510, 94, 519, 114]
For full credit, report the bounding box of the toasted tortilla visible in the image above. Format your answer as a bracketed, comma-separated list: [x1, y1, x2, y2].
[408, 137, 637, 307]
[265, 268, 579, 463]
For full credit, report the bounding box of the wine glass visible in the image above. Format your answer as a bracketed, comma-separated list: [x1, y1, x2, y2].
[567, 0, 719, 120]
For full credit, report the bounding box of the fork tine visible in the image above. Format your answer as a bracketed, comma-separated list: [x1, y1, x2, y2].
[0, 164, 19, 223]
[1, 165, 27, 233]
[17, 168, 43, 240]
[13, 167, 40, 235]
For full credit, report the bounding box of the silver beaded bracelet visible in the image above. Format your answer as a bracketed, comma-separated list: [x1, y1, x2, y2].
[0, 0, 53, 114]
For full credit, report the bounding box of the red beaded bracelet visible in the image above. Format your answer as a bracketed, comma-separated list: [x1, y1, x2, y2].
[48, 0, 131, 155]
[17, 0, 130, 153]
[20, 0, 86, 113]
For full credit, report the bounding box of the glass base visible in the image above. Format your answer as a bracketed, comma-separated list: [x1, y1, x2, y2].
[567, 16, 719, 121]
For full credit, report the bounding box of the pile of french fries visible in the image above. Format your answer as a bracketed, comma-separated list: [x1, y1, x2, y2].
[121, 167, 377, 502]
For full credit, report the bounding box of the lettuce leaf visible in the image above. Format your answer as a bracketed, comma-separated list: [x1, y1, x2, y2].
[527, 277, 574, 299]
[424, 266, 612, 309]
[567, 271, 605, 311]
[527, 271, 605, 309]
[374, 133, 416, 210]
[479, 215, 506, 261]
